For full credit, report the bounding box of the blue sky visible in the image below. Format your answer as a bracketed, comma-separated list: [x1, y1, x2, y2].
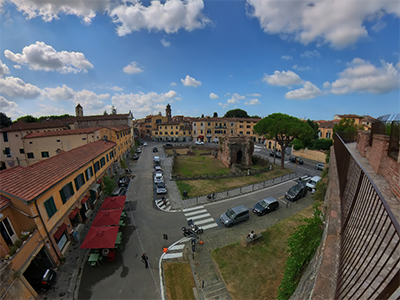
[0, 0, 399, 121]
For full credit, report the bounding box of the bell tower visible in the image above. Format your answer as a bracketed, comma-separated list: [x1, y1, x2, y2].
[166, 104, 171, 121]
[75, 103, 83, 117]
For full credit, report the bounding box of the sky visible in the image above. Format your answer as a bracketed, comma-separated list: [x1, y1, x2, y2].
[0, 0, 399, 122]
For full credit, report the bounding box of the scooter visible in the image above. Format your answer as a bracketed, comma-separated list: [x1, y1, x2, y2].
[207, 193, 216, 200]
[182, 219, 204, 237]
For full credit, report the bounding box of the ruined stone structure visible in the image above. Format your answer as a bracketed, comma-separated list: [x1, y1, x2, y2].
[218, 134, 254, 168]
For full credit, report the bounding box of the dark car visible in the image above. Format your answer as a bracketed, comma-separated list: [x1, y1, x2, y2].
[285, 182, 307, 202]
[133, 154, 139, 160]
[270, 151, 281, 158]
[165, 143, 173, 147]
[28, 268, 57, 292]
[289, 156, 303, 164]
[252, 197, 279, 215]
[153, 146, 158, 152]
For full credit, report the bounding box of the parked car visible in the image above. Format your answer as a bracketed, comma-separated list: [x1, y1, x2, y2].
[143, 142, 147, 146]
[289, 156, 303, 164]
[154, 165, 162, 172]
[220, 205, 249, 227]
[315, 163, 325, 171]
[136, 148, 142, 153]
[28, 268, 57, 292]
[285, 182, 307, 201]
[153, 146, 158, 152]
[306, 176, 321, 191]
[252, 197, 279, 215]
[270, 151, 281, 158]
[165, 143, 173, 147]
[156, 182, 167, 194]
[154, 173, 164, 184]
[195, 141, 204, 145]
[133, 154, 139, 160]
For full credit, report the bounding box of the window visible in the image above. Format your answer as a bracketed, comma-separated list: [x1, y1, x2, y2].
[165, 132, 168, 135]
[326, 131, 331, 139]
[106, 154, 109, 162]
[183, 132, 186, 135]
[240, 125, 243, 128]
[59, 182, 74, 204]
[15, 134, 18, 137]
[100, 157, 106, 167]
[176, 126, 178, 129]
[85, 166, 93, 181]
[201, 123, 203, 126]
[207, 129, 211, 134]
[29, 141, 33, 144]
[165, 126, 167, 129]
[109, 151, 114, 159]
[3, 133, 8, 142]
[41, 151, 49, 158]
[27, 153, 34, 159]
[117, 134, 119, 139]
[155, 132, 158, 135]
[4, 148, 11, 157]
[44, 197, 57, 219]
[194, 130, 197, 134]
[247, 132, 250, 135]
[82, 138, 86, 140]
[208, 122, 210, 126]
[175, 132, 178, 135]
[247, 125, 250, 128]
[240, 131, 243, 134]
[74, 173, 85, 191]
[57, 140, 61, 142]
[201, 130, 203, 134]
[231, 130, 233, 133]
[19, 149, 24, 154]
[94, 161, 100, 172]
[156, 119, 161, 124]
[170, 131, 174, 135]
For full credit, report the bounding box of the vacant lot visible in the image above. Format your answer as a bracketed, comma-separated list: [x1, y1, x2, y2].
[173, 151, 229, 176]
[164, 262, 196, 300]
[176, 167, 293, 197]
[212, 205, 314, 300]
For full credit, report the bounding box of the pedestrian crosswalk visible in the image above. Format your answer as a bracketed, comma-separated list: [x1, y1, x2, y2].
[183, 205, 218, 230]
[155, 198, 171, 211]
[163, 237, 190, 260]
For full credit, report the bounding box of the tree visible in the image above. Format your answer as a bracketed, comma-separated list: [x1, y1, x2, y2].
[290, 139, 304, 150]
[333, 118, 362, 135]
[15, 115, 38, 123]
[111, 106, 117, 115]
[223, 109, 250, 118]
[313, 138, 333, 150]
[0, 113, 13, 129]
[103, 175, 116, 196]
[103, 110, 108, 115]
[201, 114, 204, 118]
[254, 113, 314, 169]
[213, 112, 218, 118]
[251, 115, 261, 119]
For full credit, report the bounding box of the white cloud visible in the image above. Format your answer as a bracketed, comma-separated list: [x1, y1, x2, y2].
[43, 85, 76, 101]
[323, 81, 331, 89]
[13, 65, 21, 69]
[170, 82, 177, 86]
[281, 55, 292, 60]
[123, 61, 143, 74]
[371, 20, 387, 32]
[0, 60, 10, 77]
[110, 86, 123, 91]
[111, 90, 179, 118]
[330, 58, 400, 95]
[4, 41, 93, 74]
[245, 99, 260, 105]
[0, 96, 18, 108]
[161, 38, 171, 47]
[175, 97, 182, 100]
[0, 76, 41, 98]
[227, 93, 245, 104]
[301, 50, 320, 58]
[262, 70, 303, 86]
[181, 75, 201, 87]
[33, 103, 69, 118]
[218, 102, 229, 109]
[397, 62, 400, 69]
[209, 92, 219, 99]
[0, 96, 25, 120]
[110, 0, 211, 36]
[292, 64, 311, 71]
[246, 0, 399, 48]
[285, 81, 323, 99]
[247, 93, 261, 97]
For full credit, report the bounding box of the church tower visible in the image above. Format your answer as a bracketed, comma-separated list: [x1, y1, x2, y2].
[75, 103, 83, 117]
[166, 104, 171, 121]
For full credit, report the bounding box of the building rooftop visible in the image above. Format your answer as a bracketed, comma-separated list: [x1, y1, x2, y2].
[0, 120, 70, 133]
[0, 195, 10, 211]
[23, 127, 103, 139]
[110, 125, 131, 132]
[0, 140, 116, 202]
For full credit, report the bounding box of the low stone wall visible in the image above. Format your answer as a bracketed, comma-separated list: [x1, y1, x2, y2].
[289, 147, 340, 300]
[292, 148, 326, 162]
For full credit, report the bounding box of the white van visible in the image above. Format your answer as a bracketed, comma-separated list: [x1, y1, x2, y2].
[306, 176, 321, 191]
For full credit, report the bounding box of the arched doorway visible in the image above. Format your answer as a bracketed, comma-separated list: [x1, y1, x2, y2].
[268, 141, 272, 149]
[236, 150, 242, 164]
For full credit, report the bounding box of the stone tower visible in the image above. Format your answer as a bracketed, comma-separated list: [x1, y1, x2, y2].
[166, 104, 171, 121]
[75, 103, 83, 117]
[218, 134, 254, 168]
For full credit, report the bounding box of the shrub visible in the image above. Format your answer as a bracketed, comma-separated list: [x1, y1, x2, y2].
[14, 239, 22, 248]
[120, 158, 127, 169]
[103, 175, 116, 196]
[290, 139, 304, 150]
[9, 245, 17, 256]
[313, 138, 333, 150]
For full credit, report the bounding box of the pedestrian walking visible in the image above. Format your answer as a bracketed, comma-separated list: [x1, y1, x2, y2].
[141, 253, 149, 268]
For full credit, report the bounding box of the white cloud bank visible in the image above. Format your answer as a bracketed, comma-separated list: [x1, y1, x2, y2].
[123, 61, 143, 74]
[4, 41, 93, 74]
[0, 60, 10, 77]
[285, 81, 323, 99]
[209, 92, 218, 99]
[263, 70, 303, 86]
[181, 75, 201, 87]
[0, 76, 42, 98]
[245, 99, 260, 105]
[246, 0, 400, 48]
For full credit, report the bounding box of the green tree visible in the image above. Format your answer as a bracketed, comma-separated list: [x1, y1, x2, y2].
[290, 139, 304, 150]
[103, 110, 108, 115]
[201, 114, 204, 118]
[313, 138, 333, 150]
[0, 112, 13, 129]
[223, 109, 249, 118]
[333, 118, 361, 134]
[111, 105, 117, 115]
[37, 114, 73, 122]
[254, 113, 313, 169]
[15, 115, 38, 123]
[103, 175, 116, 196]
[251, 115, 261, 119]
[213, 112, 218, 118]
[120, 158, 127, 169]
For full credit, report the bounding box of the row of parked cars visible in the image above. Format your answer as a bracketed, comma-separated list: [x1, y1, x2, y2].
[153, 156, 167, 194]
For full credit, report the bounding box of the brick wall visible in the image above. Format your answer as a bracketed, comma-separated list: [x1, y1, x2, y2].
[357, 132, 400, 198]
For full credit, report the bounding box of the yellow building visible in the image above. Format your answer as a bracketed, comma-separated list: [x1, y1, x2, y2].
[153, 120, 192, 142]
[0, 140, 117, 290]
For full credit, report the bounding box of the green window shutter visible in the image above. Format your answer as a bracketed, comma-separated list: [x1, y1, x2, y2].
[82, 173, 85, 184]
[60, 189, 66, 204]
[84, 169, 88, 181]
[74, 177, 79, 191]
[69, 182, 75, 196]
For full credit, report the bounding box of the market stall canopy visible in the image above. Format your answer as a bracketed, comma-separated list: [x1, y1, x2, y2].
[100, 196, 126, 210]
[80, 226, 120, 249]
[92, 208, 123, 227]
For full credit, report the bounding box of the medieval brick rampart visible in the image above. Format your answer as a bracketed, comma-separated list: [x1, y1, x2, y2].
[218, 135, 254, 168]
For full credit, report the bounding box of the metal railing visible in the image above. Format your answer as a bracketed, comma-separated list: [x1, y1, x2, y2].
[334, 133, 400, 299]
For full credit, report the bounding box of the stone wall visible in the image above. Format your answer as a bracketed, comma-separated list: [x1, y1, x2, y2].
[357, 131, 400, 198]
[218, 135, 254, 168]
[292, 148, 326, 162]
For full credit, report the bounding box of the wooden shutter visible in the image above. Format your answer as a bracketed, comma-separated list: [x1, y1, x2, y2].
[60, 188, 66, 204]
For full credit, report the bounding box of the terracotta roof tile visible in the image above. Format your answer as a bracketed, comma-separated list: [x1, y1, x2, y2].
[337, 114, 363, 118]
[110, 125, 131, 132]
[0, 140, 116, 202]
[23, 127, 103, 139]
[0, 120, 70, 133]
[0, 195, 10, 210]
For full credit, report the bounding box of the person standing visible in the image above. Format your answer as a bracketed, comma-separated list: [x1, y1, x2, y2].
[141, 253, 149, 268]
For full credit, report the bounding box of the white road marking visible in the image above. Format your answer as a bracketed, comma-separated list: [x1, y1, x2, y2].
[182, 206, 204, 212]
[163, 253, 183, 259]
[194, 218, 215, 225]
[169, 244, 185, 251]
[189, 213, 211, 220]
[184, 209, 207, 216]
[199, 223, 218, 230]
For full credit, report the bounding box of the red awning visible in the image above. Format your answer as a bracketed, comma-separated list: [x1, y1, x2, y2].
[54, 223, 68, 240]
[97, 179, 103, 184]
[69, 207, 80, 219]
[198, 135, 204, 139]
[92, 208, 123, 227]
[80, 226, 119, 249]
[100, 196, 126, 210]
[81, 195, 90, 204]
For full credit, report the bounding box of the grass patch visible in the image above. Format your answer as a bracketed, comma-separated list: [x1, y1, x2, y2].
[177, 166, 293, 197]
[173, 153, 230, 176]
[164, 262, 196, 300]
[211, 205, 314, 300]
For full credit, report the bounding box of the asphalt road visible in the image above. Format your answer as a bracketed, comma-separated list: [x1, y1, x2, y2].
[78, 141, 318, 299]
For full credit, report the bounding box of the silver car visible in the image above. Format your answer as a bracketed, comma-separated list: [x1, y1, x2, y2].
[220, 205, 249, 227]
